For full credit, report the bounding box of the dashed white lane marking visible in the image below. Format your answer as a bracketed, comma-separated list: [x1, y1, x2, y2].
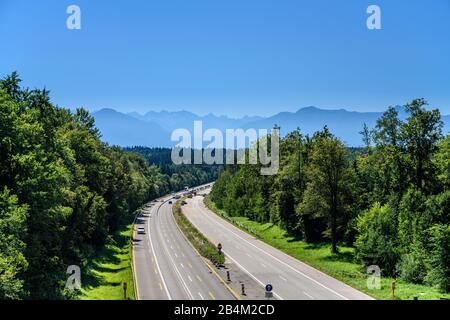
[198, 292, 205, 300]
[180, 263, 184, 268]
[260, 262, 267, 268]
[188, 276, 193, 282]
[174, 252, 178, 258]
[303, 291, 314, 299]
[279, 275, 287, 282]
[153, 202, 193, 300]
[147, 218, 172, 299]
[246, 253, 252, 258]
[192, 198, 348, 300]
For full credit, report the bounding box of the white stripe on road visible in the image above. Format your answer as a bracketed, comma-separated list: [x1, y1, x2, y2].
[156, 203, 194, 300]
[193, 199, 348, 300]
[147, 208, 172, 300]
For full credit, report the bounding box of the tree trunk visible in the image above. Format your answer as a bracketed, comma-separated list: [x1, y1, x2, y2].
[330, 204, 338, 254]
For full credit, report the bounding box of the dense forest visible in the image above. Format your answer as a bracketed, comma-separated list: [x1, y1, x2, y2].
[0, 73, 215, 299]
[210, 99, 450, 292]
[124, 147, 222, 191]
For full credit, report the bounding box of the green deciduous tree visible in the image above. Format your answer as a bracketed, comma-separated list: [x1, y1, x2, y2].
[355, 203, 399, 276]
[401, 99, 443, 193]
[0, 187, 28, 299]
[298, 132, 352, 253]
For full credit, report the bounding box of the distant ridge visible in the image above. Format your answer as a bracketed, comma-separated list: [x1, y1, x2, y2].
[92, 107, 450, 147]
[92, 108, 170, 147]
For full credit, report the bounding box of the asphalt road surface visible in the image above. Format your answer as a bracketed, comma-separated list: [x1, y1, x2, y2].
[183, 190, 374, 300]
[132, 196, 235, 300]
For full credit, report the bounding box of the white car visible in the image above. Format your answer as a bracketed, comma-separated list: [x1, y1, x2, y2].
[137, 227, 145, 235]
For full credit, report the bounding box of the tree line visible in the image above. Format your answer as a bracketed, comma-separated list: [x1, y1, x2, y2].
[0, 73, 215, 299]
[210, 99, 450, 292]
[124, 146, 222, 191]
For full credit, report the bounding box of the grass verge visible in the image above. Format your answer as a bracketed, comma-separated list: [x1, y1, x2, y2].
[79, 217, 135, 300]
[173, 200, 225, 265]
[205, 197, 450, 300]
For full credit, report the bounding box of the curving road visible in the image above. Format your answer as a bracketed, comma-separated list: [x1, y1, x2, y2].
[132, 196, 235, 300]
[182, 189, 374, 300]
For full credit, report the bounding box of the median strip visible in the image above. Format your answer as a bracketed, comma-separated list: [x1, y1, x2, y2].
[172, 200, 242, 300]
[172, 200, 225, 265]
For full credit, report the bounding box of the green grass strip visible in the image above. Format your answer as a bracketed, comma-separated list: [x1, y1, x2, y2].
[79, 218, 135, 300]
[173, 201, 225, 265]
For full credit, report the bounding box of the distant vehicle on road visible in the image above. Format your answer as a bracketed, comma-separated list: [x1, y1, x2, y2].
[137, 227, 145, 234]
[169, 201, 172, 204]
[174, 195, 181, 199]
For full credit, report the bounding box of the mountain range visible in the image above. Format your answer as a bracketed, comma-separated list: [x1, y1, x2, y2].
[91, 107, 450, 148]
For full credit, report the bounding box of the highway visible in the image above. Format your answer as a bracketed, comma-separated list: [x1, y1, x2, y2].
[132, 196, 235, 300]
[183, 189, 374, 300]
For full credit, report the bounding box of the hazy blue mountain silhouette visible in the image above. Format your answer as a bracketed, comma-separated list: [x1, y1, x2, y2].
[245, 106, 449, 146]
[244, 107, 381, 146]
[128, 110, 263, 132]
[92, 108, 170, 147]
[93, 107, 450, 147]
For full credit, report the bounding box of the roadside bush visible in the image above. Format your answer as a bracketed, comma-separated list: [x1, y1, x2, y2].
[397, 252, 427, 284]
[425, 224, 450, 292]
[355, 203, 399, 276]
[398, 188, 429, 252]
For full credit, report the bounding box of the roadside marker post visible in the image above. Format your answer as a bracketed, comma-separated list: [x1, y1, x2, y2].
[123, 282, 127, 300]
[265, 284, 273, 299]
[241, 283, 246, 296]
[391, 280, 396, 299]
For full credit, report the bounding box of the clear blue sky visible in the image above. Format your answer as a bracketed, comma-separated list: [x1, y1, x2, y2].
[1, 0, 449, 116]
